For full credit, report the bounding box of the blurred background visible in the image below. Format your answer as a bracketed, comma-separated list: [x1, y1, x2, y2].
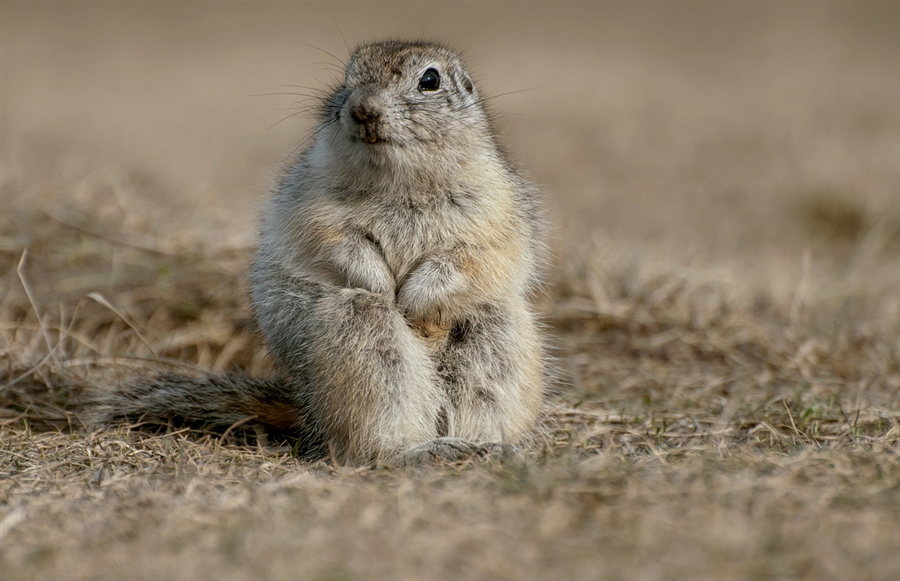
[2, 1, 898, 302]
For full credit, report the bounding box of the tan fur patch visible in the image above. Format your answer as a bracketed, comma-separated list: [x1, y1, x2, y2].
[411, 318, 452, 351]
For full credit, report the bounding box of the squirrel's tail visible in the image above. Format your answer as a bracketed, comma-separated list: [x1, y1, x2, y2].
[95, 372, 320, 448]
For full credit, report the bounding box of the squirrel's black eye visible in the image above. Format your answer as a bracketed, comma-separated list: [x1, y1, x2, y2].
[418, 68, 440, 91]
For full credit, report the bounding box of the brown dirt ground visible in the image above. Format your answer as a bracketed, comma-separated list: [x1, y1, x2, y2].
[2, 3, 899, 581]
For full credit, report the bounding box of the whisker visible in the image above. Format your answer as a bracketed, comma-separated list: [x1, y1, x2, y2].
[277, 84, 330, 92]
[283, 121, 331, 163]
[304, 43, 347, 68]
[267, 109, 321, 131]
[333, 17, 351, 57]
[249, 92, 323, 99]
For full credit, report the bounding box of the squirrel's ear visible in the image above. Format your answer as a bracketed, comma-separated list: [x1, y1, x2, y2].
[459, 72, 475, 95]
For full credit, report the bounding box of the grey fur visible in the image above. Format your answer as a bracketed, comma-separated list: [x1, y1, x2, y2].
[96, 40, 546, 465]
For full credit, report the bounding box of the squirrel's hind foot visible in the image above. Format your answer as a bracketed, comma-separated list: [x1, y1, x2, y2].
[398, 437, 523, 467]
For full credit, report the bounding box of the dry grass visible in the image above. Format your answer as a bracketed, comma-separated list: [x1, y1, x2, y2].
[2, 181, 898, 580]
[2, 3, 899, 581]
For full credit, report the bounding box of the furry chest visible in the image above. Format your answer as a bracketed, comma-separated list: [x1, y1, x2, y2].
[362, 196, 472, 277]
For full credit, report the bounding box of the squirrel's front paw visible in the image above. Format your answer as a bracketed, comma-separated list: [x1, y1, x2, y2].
[332, 234, 396, 297]
[397, 258, 464, 321]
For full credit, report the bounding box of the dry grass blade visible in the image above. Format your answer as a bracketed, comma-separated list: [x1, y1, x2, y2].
[85, 292, 159, 361]
[14, 250, 58, 369]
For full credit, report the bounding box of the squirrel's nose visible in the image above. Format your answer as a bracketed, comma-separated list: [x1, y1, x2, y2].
[349, 94, 382, 126]
[347, 92, 385, 143]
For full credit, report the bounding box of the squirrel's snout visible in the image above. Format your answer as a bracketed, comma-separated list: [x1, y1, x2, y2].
[348, 93, 385, 144]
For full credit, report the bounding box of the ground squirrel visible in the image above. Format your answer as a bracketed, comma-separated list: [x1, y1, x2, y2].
[97, 40, 546, 465]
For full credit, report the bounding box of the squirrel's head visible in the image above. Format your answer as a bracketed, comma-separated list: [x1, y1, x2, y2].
[321, 40, 492, 169]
